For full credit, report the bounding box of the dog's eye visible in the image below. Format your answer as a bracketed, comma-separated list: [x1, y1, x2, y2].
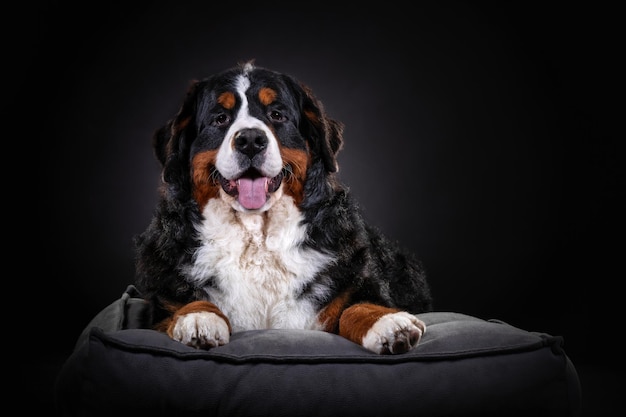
[214, 114, 231, 127]
[268, 110, 286, 123]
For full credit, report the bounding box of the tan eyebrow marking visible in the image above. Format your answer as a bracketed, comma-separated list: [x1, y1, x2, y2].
[259, 87, 277, 106]
[217, 91, 236, 109]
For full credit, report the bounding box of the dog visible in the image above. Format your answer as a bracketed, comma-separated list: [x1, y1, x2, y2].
[134, 61, 433, 354]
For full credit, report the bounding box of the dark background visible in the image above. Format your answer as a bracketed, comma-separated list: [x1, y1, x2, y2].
[13, 1, 622, 413]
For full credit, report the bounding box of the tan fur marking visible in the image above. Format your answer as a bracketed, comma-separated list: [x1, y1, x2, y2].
[176, 115, 191, 131]
[258, 87, 277, 106]
[153, 300, 183, 333]
[338, 303, 401, 346]
[192, 150, 221, 211]
[218, 91, 236, 110]
[165, 300, 232, 338]
[317, 290, 353, 333]
[280, 147, 309, 206]
[164, 116, 192, 158]
[303, 109, 319, 125]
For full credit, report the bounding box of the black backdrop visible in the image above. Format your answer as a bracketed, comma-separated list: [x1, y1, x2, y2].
[16, 1, 622, 412]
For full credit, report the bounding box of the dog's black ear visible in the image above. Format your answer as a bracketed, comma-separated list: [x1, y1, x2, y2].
[153, 80, 201, 186]
[297, 83, 344, 173]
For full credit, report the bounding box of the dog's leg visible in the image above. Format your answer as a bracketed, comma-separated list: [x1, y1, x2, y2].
[164, 301, 232, 349]
[339, 304, 426, 354]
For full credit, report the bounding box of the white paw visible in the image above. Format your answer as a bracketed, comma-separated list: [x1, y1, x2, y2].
[171, 311, 230, 349]
[362, 312, 426, 354]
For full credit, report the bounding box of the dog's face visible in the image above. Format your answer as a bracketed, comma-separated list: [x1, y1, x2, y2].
[154, 62, 343, 213]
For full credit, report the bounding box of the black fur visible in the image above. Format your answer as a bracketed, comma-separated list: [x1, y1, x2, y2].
[134, 62, 433, 330]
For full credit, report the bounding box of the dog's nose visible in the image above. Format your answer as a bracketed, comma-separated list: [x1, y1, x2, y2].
[234, 128, 268, 159]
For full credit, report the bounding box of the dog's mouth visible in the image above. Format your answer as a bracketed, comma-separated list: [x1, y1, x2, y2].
[218, 168, 285, 210]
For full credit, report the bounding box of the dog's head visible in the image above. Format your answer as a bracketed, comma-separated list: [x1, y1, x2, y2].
[153, 61, 344, 213]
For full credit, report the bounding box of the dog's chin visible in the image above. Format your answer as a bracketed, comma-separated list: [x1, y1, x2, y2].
[218, 170, 284, 213]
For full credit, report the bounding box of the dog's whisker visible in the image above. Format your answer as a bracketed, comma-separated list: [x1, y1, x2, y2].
[208, 168, 221, 184]
[282, 164, 295, 182]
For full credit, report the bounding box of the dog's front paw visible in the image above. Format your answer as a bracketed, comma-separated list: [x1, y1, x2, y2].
[170, 311, 230, 349]
[362, 312, 426, 354]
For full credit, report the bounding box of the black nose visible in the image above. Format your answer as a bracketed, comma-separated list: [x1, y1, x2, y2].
[234, 128, 268, 159]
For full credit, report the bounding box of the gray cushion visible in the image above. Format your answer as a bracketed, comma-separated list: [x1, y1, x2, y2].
[55, 285, 581, 416]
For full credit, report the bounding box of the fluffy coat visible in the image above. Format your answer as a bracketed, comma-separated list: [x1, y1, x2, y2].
[134, 61, 433, 354]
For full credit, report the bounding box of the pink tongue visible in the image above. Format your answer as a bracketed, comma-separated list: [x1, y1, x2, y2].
[237, 177, 268, 210]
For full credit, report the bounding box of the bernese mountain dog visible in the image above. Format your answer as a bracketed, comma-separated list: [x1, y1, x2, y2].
[134, 61, 433, 355]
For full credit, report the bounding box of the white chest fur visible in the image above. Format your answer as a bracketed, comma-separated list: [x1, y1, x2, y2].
[188, 195, 334, 332]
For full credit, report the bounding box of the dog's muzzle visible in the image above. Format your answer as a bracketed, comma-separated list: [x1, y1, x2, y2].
[217, 128, 284, 210]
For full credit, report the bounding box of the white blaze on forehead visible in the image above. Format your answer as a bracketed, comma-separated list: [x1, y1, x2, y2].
[214, 73, 283, 179]
[242, 61, 255, 74]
